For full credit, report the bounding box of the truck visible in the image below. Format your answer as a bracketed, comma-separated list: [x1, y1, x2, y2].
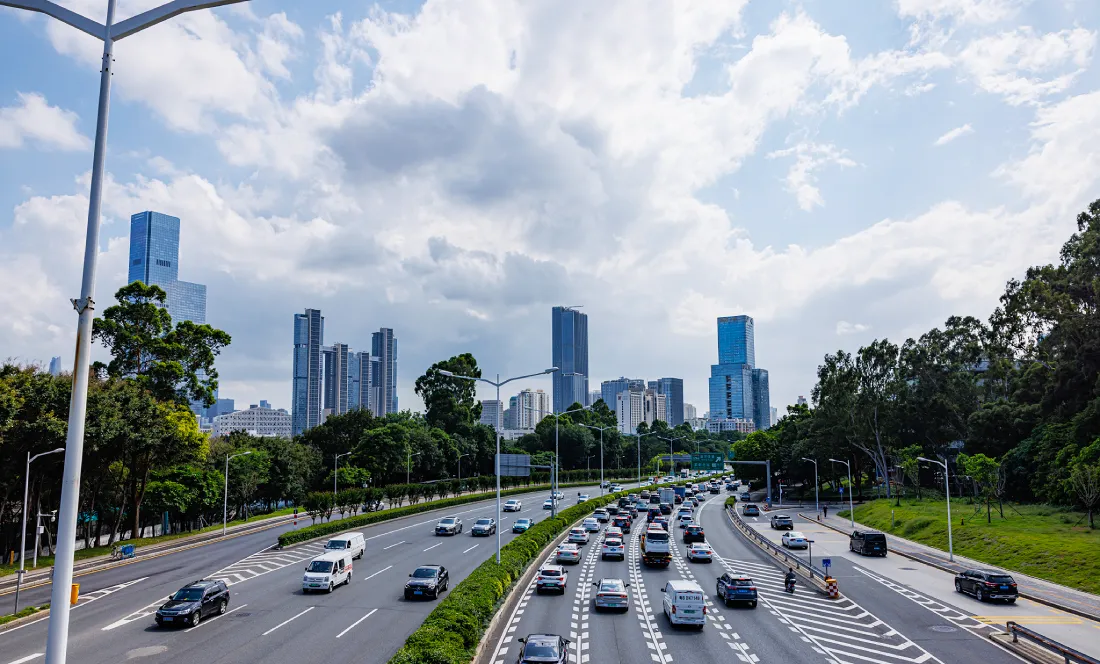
[659, 488, 676, 506]
[673, 486, 687, 500]
[680, 468, 690, 479]
[640, 526, 671, 567]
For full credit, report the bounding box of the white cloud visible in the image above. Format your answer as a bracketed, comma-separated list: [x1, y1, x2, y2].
[836, 321, 870, 335]
[768, 143, 858, 211]
[933, 123, 974, 145]
[896, 0, 1027, 24]
[0, 92, 90, 151]
[959, 27, 1096, 105]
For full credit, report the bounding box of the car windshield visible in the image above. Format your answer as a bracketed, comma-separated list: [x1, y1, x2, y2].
[326, 540, 347, 548]
[524, 642, 560, 658]
[306, 561, 334, 573]
[542, 568, 561, 576]
[988, 575, 1014, 583]
[412, 568, 438, 578]
[733, 578, 754, 587]
[571, 529, 585, 535]
[476, 519, 492, 525]
[171, 588, 204, 601]
[605, 539, 622, 546]
[517, 519, 530, 525]
[600, 580, 625, 591]
[646, 531, 668, 541]
[865, 533, 887, 542]
[439, 518, 456, 524]
[687, 526, 702, 532]
[789, 532, 805, 538]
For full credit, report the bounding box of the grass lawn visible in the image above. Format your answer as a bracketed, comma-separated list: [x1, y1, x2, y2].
[0, 604, 47, 625]
[843, 499, 1100, 595]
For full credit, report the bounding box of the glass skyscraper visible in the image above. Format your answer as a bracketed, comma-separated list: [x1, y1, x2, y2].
[708, 315, 771, 430]
[371, 328, 398, 415]
[552, 306, 589, 413]
[600, 377, 644, 406]
[655, 377, 685, 426]
[717, 315, 754, 366]
[292, 309, 324, 436]
[127, 211, 206, 324]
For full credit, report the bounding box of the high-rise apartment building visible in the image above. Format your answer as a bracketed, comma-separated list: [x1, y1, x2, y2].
[480, 400, 504, 431]
[654, 377, 684, 426]
[616, 390, 644, 434]
[371, 328, 398, 415]
[683, 403, 697, 421]
[643, 389, 667, 425]
[770, 406, 779, 427]
[796, 395, 807, 406]
[127, 211, 207, 324]
[589, 390, 601, 406]
[601, 377, 644, 407]
[752, 368, 770, 433]
[292, 308, 324, 436]
[323, 343, 351, 416]
[514, 389, 551, 429]
[552, 306, 588, 413]
[708, 315, 770, 429]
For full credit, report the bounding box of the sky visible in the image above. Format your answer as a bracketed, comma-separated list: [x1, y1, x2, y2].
[2, 0, 1099, 417]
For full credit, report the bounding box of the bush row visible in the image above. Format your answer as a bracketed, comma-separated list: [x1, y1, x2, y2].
[387, 481, 674, 664]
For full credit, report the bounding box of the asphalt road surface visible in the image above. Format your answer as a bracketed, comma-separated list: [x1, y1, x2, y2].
[488, 492, 1024, 664]
[0, 480, 640, 664]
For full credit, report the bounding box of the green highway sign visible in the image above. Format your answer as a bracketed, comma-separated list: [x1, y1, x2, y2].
[691, 452, 725, 471]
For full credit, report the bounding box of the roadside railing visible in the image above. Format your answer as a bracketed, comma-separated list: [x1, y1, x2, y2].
[726, 506, 826, 580]
[1005, 622, 1099, 664]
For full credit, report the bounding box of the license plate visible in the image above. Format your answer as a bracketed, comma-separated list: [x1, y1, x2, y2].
[310, 583, 321, 587]
[162, 616, 173, 622]
[737, 589, 749, 593]
[1000, 585, 1009, 590]
[682, 609, 696, 614]
[414, 590, 423, 595]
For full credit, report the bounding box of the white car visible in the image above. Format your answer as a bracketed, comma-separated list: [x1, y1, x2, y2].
[536, 564, 568, 593]
[503, 499, 522, 512]
[602, 537, 625, 560]
[606, 526, 623, 539]
[782, 531, 809, 549]
[577, 494, 590, 503]
[556, 543, 581, 564]
[582, 517, 601, 533]
[552, 491, 565, 500]
[685, 542, 713, 563]
[678, 515, 694, 529]
[543, 499, 555, 510]
[568, 528, 590, 545]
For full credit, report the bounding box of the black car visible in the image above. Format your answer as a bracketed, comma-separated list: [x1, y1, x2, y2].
[742, 504, 760, 517]
[606, 505, 620, 516]
[404, 565, 449, 600]
[683, 524, 706, 543]
[770, 515, 794, 530]
[716, 573, 757, 608]
[516, 634, 570, 663]
[659, 502, 673, 515]
[155, 579, 229, 627]
[955, 569, 1018, 603]
[849, 529, 888, 556]
[612, 516, 632, 533]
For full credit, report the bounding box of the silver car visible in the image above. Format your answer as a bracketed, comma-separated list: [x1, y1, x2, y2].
[593, 578, 631, 611]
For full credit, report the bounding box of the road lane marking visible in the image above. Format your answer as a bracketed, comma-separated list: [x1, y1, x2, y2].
[185, 603, 248, 632]
[6, 654, 43, 664]
[423, 543, 442, 552]
[262, 607, 313, 636]
[336, 608, 378, 638]
[362, 565, 393, 581]
[382, 541, 405, 550]
[463, 544, 480, 554]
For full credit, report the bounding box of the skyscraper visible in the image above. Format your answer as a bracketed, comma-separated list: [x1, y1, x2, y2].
[683, 403, 697, 421]
[616, 390, 644, 434]
[796, 395, 807, 406]
[717, 315, 754, 367]
[349, 350, 375, 411]
[654, 377, 684, 426]
[552, 306, 589, 413]
[643, 389, 667, 425]
[589, 390, 601, 406]
[292, 309, 324, 436]
[371, 328, 398, 415]
[709, 315, 770, 430]
[48, 356, 62, 376]
[323, 343, 351, 416]
[752, 368, 770, 432]
[600, 377, 644, 407]
[127, 211, 206, 324]
[480, 400, 503, 432]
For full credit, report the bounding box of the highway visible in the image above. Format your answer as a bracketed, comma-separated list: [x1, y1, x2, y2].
[488, 490, 1027, 664]
[0, 480, 637, 664]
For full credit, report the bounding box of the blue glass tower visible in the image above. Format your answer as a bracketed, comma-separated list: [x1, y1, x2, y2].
[127, 211, 206, 324]
[709, 315, 770, 429]
[372, 328, 398, 415]
[292, 309, 324, 435]
[552, 306, 589, 413]
[656, 377, 685, 426]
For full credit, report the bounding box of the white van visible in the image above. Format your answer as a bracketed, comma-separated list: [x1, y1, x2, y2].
[302, 551, 352, 593]
[324, 531, 365, 560]
[661, 579, 706, 628]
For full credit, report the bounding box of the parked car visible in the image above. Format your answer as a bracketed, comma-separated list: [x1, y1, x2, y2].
[955, 569, 1018, 603]
[155, 579, 230, 627]
[683, 524, 706, 543]
[556, 543, 581, 564]
[849, 529, 888, 556]
[513, 518, 533, 533]
[742, 504, 760, 517]
[716, 572, 757, 608]
[471, 518, 497, 536]
[781, 531, 808, 549]
[435, 516, 463, 535]
[503, 499, 522, 512]
[536, 564, 568, 593]
[404, 565, 449, 600]
[593, 578, 631, 611]
[516, 634, 569, 664]
[686, 542, 713, 563]
[770, 515, 794, 530]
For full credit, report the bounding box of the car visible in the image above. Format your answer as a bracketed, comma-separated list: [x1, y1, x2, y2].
[602, 537, 625, 560]
[556, 543, 582, 564]
[662, 579, 706, 628]
[688, 497, 701, 507]
[606, 526, 624, 539]
[323, 531, 366, 559]
[536, 564, 568, 593]
[627, 505, 640, 517]
[659, 502, 673, 515]
[593, 508, 610, 522]
[605, 505, 620, 516]
[471, 518, 497, 536]
[678, 515, 694, 529]
[742, 504, 760, 517]
[513, 518, 533, 533]
[955, 569, 1018, 603]
[640, 490, 651, 499]
[435, 516, 464, 535]
[739, 492, 751, 501]
[600, 480, 612, 489]
[503, 499, 522, 512]
[404, 565, 449, 600]
[716, 572, 757, 607]
[155, 579, 229, 627]
[612, 516, 632, 532]
[770, 515, 794, 530]
[726, 484, 737, 492]
[709, 484, 720, 494]
[552, 490, 565, 500]
[686, 542, 713, 563]
[683, 524, 705, 543]
[849, 529, 888, 556]
[568, 527, 590, 544]
[610, 484, 623, 493]
[516, 634, 570, 664]
[781, 531, 808, 549]
[582, 517, 601, 532]
[674, 494, 684, 504]
[577, 494, 590, 503]
[301, 551, 353, 592]
[653, 516, 670, 531]
[627, 493, 638, 502]
[593, 578, 631, 611]
[543, 499, 555, 510]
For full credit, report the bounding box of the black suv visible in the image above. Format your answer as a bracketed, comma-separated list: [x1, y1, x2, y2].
[770, 515, 794, 530]
[955, 569, 1018, 603]
[517, 634, 569, 663]
[716, 572, 757, 608]
[155, 579, 229, 627]
[405, 564, 449, 600]
[849, 529, 888, 556]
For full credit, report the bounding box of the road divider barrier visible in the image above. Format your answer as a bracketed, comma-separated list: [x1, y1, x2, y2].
[825, 576, 839, 599]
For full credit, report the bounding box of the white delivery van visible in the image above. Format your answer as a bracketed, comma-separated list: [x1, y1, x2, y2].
[302, 551, 353, 593]
[324, 531, 365, 559]
[662, 579, 706, 628]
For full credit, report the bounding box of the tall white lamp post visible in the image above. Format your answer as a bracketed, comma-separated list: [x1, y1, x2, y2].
[13, 447, 65, 614]
[828, 459, 855, 528]
[334, 451, 351, 495]
[801, 457, 819, 512]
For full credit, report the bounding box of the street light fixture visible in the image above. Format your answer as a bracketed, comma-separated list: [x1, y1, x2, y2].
[828, 459, 855, 528]
[407, 450, 422, 485]
[918, 456, 954, 561]
[334, 451, 352, 495]
[0, 2, 256, 661]
[801, 458, 819, 513]
[13, 447, 65, 614]
[578, 423, 614, 494]
[224, 451, 253, 537]
[439, 366, 558, 563]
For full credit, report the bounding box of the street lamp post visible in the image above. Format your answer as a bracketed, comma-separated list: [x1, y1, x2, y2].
[0, 3, 255, 661]
[14, 448, 65, 614]
[334, 451, 351, 495]
[659, 436, 687, 476]
[801, 457, 819, 512]
[533, 403, 592, 517]
[407, 451, 421, 485]
[918, 456, 954, 562]
[224, 451, 253, 536]
[440, 366, 558, 563]
[828, 459, 855, 528]
[578, 423, 613, 494]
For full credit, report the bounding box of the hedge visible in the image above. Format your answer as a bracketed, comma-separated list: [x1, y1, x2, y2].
[387, 481, 680, 664]
[277, 479, 638, 548]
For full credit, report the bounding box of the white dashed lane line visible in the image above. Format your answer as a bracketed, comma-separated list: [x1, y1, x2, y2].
[261, 607, 313, 636]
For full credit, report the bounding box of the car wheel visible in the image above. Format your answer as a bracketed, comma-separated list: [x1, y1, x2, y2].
[190, 611, 201, 627]
[976, 588, 985, 602]
[328, 582, 334, 594]
[346, 572, 352, 586]
[1005, 598, 1016, 604]
[218, 600, 228, 615]
[955, 580, 962, 593]
[749, 600, 757, 608]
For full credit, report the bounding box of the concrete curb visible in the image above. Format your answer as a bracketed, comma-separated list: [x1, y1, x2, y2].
[803, 513, 1100, 623]
[0, 606, 50, 634]
[723, 506, 831, 596]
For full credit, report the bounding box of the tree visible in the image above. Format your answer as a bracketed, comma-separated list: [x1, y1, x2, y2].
[415, 353, 481, 435]
[957, 453, 1000, 523]
[1069, 463, 1100, 528]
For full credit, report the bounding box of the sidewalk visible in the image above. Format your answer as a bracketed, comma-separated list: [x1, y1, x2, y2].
[808, 510, 1100, 622]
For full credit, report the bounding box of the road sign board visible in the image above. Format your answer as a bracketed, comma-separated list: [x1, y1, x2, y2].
[691, 452, 724, 471]
[498, 453, 531, 476]
[822, 558, 831, 569]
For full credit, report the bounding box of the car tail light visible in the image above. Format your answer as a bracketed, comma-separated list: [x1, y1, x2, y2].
[1010, 583, 1017, 588]
[671, 605, 676, 614]
[703, 605, 708, 615]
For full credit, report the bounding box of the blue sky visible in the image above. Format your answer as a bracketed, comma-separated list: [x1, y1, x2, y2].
[2, 0, 1099, 418]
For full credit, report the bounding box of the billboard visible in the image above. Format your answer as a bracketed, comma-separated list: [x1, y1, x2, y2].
[691, 452, 724, 471]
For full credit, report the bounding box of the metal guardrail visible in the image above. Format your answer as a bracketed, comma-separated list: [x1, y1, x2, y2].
[1006, 622, 1100, 664]
[726, 506, 826, 580]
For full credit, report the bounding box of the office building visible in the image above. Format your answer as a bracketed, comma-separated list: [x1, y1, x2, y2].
[127, 211, 206, 324]
[213, 403, 292, 438]
[708, 363, 754, 422]
[654, 377, 684, 426]
[752, 368, 770, 432]
[708, 314, 770, 430]
[259, 400, 270, 409]
[601, 377, 645, 407]
[323, 343, 351, 416]
[292, 308, 324, 436]
[589, 390, 601, 406]
[371, 328, 398, 415]
[348, 350, 375, 412]
[717, 315, 754, 366]
[683, 403, 697, 421]
[48, 356, 62, 376]
[706, 418, 755, 434]
[616, 390, 644, 435]
[643, 389, 667, 425]
[796, 395, 807, 406]
[480, 399, 503, 431]
[770, 406, 779, 427]
[514, 389, 551, 429]
[551, 306, 588, 413]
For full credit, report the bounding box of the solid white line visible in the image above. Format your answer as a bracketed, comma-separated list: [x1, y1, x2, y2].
[423, 543, 442, 552]
[6, 654, 43, 664]
[336, 608, 378, 638]
[382, 541, 405, 550]
[262, 607, 313, 636]
[362, 565, 393, 581]
[463, 544, 480, 554]
[185, 604, 248, 632]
